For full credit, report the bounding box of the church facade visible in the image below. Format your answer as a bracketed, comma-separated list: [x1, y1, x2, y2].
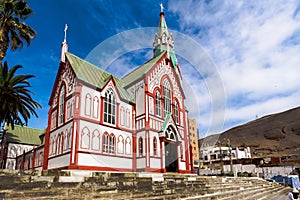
[14, 10, 193, 173]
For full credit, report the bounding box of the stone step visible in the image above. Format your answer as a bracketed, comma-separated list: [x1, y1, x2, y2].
[245, 186, 290, 200]
[218, 184, 278, 200]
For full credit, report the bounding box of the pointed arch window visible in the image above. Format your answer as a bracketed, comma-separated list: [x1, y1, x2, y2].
[66, 128, 72, 150]
[103, 133, 109, 153]
[153, 137, 157, 156]
[104, 89, 116, 125]
[59, 85, 66, 124]
[138, 137, 143, 157]
[165, 126, 176, 141]
[155, 91, 161, 116]
[174, 101, 179, 123]
[67, 102, 71, 120]
[163, 80, 171, 117]
[57, 133, 64, 154]
[109, 134, 115, 154]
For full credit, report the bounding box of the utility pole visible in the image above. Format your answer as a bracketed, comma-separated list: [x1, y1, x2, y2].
[227, 139, 233, 175]
[218, 140, 223, 175]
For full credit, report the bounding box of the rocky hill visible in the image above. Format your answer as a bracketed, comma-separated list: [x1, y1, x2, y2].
[200, 106, 300, 158]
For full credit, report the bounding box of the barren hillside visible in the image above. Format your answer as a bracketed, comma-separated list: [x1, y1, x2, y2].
[200, 106, 300, 158]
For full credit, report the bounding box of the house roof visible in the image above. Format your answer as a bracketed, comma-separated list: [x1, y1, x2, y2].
[122, 51, 165, 87]
[5, 125, 44, 146]
[65, 52, 134, 104]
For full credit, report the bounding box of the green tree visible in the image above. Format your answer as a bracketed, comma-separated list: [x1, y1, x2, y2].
[0, 0, 36, 62]
[0, 61, 41, 129]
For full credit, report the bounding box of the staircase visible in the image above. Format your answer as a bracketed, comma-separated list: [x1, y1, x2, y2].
[0, 169, 290, 200]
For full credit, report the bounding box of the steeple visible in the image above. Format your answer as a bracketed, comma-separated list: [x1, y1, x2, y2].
[60, 24, 68, 63]
[153, 4, 178, 68]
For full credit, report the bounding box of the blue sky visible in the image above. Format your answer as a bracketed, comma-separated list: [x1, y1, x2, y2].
[5, 0, 300, 139]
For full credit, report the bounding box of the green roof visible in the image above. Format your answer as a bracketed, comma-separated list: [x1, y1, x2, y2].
[65, 52, 134, 104]
[122, 52, 165, 87]
[5, 125, 44, 145]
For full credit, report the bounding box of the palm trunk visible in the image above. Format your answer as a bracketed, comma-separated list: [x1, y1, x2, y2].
[0, 29, 9, 63]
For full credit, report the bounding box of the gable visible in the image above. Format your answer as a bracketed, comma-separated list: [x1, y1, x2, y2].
[48, 60, 76, 107]
[66, 53, 134, 104]
[146, 55, 185, 109]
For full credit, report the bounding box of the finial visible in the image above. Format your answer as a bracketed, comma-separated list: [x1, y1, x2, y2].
[63, 24, 68, 42]
[160, 3, 164, 13]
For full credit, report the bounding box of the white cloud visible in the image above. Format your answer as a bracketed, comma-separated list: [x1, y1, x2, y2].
[169, 0, 300, 136]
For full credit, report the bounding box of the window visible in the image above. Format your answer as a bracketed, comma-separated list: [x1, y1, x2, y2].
[163, 80, 171, 117]
[165, 125, 176, 141]
[153, 137, 157, 156]
[109, 134, 115, 154]
[104, 89, 116, 125]
[180, 144, 183, 159]
[155, 91, 161, 116]
[174, 101, 179, 123]
[103, 133, 115, 154]
[103, 133, 109, 153]
[59, 85, 66, 124]
[138, 137, 143, 157]
[66, 129, 72, 150]
[57, 133, 63, 154]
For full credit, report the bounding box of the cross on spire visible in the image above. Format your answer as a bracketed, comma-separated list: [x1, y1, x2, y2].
[160, 3, 164, 13]
[63, 24, 68, 43]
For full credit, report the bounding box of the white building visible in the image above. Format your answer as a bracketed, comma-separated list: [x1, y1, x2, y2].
[200, 145, 251, 164]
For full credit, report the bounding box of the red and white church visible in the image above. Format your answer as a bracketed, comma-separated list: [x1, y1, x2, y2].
[14, 9, 193, 173]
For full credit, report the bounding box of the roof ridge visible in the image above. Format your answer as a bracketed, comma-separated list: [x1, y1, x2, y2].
[65, 52, 112, 76]
[122, 51, 165, 80]
[7, 124, 45, 131]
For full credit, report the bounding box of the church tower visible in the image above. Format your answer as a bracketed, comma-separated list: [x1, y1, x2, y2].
[153, 4, 178, 69]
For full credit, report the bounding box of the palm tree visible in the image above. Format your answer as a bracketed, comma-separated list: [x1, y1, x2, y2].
[0, 0, 36, 62]
[0, 61, 41, 129]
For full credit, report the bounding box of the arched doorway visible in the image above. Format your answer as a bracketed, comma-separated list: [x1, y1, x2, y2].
[164, 125, 178, 172]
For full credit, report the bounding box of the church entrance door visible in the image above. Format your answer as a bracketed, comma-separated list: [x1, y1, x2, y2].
[165, 142, 178, 172]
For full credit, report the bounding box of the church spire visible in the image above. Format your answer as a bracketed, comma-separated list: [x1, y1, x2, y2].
[153, 4, 178, 67]
[60, 24, 68, 63]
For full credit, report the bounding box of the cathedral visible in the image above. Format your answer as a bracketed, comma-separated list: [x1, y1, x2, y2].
[2, 9, 193, 173]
